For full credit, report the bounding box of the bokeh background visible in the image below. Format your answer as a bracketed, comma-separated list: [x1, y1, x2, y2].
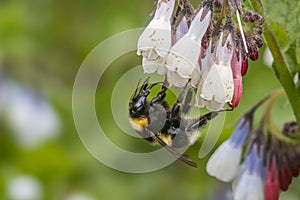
[0, 0, 299, 199]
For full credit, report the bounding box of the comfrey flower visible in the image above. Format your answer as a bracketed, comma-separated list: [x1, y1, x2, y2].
[196, 32, 234, 111]
[206, 89, 300, 200]
[233, 143, 265, 200]
[165, 5, 211, 87]
[137, 0, 176, 74]
[206, 112, 253, 182]
[171, 0, 194, 44]
[136, 0, 264, 111]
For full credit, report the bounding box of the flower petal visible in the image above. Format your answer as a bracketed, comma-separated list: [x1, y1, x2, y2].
[137, 0, 175, 60]
[167, 71, 188, 88]
[233, 172, 264, 200]
[206, 140, 242, 182]
[142, 57, 167, 75]
[137, 19, 171, 59]
[165, 8, 211, 80]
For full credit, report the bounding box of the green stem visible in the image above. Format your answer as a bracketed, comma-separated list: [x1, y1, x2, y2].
[214, 0, 229, 33]
[249, 0, 300, 126]
[264, 93, 300, 144]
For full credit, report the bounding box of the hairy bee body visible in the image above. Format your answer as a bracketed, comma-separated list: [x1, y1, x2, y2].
[128, 78, 218, 167]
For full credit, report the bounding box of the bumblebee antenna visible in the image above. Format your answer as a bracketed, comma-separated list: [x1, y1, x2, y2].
[139, 77, 151, 94]
[132, 78, 142, 98]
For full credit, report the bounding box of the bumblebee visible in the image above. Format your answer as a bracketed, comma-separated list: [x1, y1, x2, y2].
[128, 78, 219, 167]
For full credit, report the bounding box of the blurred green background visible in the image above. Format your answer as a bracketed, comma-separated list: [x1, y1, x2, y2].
[0, 0, 299, 199]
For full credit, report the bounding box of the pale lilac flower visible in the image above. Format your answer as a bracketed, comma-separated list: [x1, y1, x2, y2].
[171, 0, 193, 45]
[5, 83, 61, 149]
[191, 42, 215, 87]
[206, 113, 252, 182]
[137, 0, 175, 74]
[7, 175, 43, 200]
[196, 33, 234, 111]
[172, 16, 189, 44]
[233, 143, 265, 200]
[165, 7, 211, 87]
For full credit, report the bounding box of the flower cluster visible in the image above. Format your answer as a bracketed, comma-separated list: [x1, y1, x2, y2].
[206, 102, 300, 200]
[137, 0, 264, 111]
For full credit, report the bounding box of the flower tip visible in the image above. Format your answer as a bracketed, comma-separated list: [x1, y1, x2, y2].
[250, 51, 259, 61]
[229, 78, 243, 108]
[241, 60, 248, 76]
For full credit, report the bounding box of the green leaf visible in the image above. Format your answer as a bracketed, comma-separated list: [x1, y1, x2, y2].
[284, 46, 298, 74]
[263, 0, 300, 43]
[269, 20, 290, 52]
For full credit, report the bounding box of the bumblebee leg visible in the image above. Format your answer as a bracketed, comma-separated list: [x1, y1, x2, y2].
[150, 80, 169, 105]
[171, 87, 193, 117]
[181, 88, 193, 115]
[186, 111, 219, 132]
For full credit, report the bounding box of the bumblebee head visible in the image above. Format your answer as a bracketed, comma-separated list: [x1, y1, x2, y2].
[129, 78, 162, 118]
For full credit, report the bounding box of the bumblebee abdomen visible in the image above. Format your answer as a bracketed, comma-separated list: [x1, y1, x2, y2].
[129, 117, 149, 132]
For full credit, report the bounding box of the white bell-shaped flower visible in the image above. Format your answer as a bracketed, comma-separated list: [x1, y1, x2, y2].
[206, 114, 252, 182]
[137, 0, 175, 74]
[196, 33, 234, 111]
[191, 42, 215, 87]
[165, 7, 211, 87]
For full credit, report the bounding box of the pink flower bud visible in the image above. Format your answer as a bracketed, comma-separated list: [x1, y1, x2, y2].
[230, 78, 243, 108]
[265, 154, 280, 200]
[229, 51, 243, 108]
[241, 59, 248, 76]
[279, 155, 293, 191]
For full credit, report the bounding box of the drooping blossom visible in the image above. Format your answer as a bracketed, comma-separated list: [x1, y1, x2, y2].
[137, 0, 176, 74]
[233, 143, 265, 200]
[196, 32, 234, 111]
[165, 6, 212, 87]
[206, 112, 253, 182]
